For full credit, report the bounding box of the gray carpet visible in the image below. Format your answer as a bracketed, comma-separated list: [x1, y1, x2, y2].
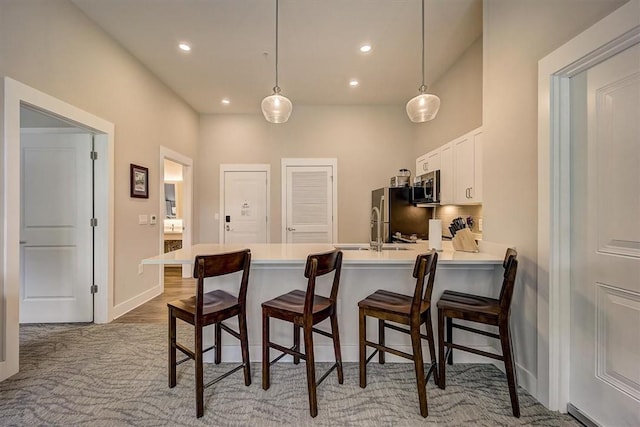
[0, 323, 579, 426]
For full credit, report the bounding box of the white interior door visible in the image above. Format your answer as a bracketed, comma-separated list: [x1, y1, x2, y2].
[284, 164, 334, 243]
[20, 131, 93, 323]
[570, 43, 640, 425]
[222, 169, 268, 243]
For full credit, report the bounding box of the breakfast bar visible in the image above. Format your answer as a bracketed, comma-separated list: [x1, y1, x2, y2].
[142, 241, 507, 364]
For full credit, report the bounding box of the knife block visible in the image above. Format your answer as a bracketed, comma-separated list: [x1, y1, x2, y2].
[452, 228, 479, 253]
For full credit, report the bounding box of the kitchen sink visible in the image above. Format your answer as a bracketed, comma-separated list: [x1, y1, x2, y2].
[334, 245, 411, 251]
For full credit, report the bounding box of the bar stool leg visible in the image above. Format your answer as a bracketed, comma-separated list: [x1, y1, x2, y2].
[359, 309, 367, 388]
[437, 308, 446, 390]
[410, 322, 428, 417]
[214, 323, 222, 364]
[262, 312, 270, 390]
[446, 316, 453, 365]
[378, 319, 386, 364]
[195, 324, 204, 418]
[168, 309, 177, 388]
[293, 324, 301, 365]
[303, 324, 318, 417]
[499, 323, 520, 417]
[425, 313, 439, 387]
[238, 311, 251, 386]
[330, 311, 344, 383]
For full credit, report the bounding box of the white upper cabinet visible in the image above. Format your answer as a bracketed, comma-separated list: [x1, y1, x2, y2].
[415, 127, 482, 205]
[416, 147, 442, 176]
[439, 142, 453, 204]
[452, 127, 482, 204]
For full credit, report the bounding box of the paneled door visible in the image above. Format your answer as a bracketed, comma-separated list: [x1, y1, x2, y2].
[222, 168, 269, 243]
[20, 131, 93, 323]
[282, 159, 336, 243]
[570, 43, 640, 425]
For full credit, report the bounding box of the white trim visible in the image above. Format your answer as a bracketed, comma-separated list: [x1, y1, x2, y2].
[537, 0, 640, 411]
[2, 77, 115, 381]
[219, 164, 271, 244]
[280, 158, 338, 243]
[111, 282, 163, 320]
[159, 147, 193, 279]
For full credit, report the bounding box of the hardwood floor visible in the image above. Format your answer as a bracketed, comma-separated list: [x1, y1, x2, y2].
[114, 266, 195, 323]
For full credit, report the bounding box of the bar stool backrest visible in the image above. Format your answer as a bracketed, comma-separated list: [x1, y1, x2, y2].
[192, 249, 252, 319]
[411, 250, 438, 316]
[498, 248, 518, 320]
[303, 249, 343, 315]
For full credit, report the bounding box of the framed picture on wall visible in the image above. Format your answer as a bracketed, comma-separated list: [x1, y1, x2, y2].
[130, 163, 149, 198]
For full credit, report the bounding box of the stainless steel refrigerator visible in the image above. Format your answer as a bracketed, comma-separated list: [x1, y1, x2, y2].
[371, 187, 433, 243]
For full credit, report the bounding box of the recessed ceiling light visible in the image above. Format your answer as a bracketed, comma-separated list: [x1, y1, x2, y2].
[221, 98, 231, 105]
[178, 43, 191, 52]
[359, 44, 372, 53]
[349, 80, 359, 87]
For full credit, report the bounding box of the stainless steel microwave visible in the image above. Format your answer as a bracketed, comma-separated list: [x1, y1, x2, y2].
[411, 171, 440, 204]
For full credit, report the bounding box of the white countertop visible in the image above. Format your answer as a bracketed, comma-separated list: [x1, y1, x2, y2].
[142, 241, 504, 266]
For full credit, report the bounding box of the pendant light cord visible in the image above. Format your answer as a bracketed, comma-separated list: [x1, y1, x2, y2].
[275, 0, 280, 90]
[420, 0, 426, 92]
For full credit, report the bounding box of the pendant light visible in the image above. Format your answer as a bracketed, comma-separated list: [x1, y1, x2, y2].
[406, 0, 440, 123]
[261, 0, 292, 123]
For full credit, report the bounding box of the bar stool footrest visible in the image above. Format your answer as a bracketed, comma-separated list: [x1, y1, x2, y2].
[204, 363, 247, 389]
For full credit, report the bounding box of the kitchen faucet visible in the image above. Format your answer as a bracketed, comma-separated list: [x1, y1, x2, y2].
[370, 206, 383, 252]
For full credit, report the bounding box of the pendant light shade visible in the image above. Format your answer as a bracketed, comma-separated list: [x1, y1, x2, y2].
[406, 0, 440, 123]
[262, 0, 292, 123]
[406, 87, 440, 123]
[262, 87, 292, 124]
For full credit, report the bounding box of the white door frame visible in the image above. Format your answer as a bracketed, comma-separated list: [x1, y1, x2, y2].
[2, 77, 115, 381]
[281, 158, 338, 243]
[219, 164, 271, 243]
[537, 0, 640, 411]
[159, 146, 193, 279]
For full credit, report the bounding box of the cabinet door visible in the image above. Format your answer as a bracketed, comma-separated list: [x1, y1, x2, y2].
[453, 135, 475, 203]
[426, 150, 441, 173]
[416, 153, 428, 176]
[439, 142, 453, 204]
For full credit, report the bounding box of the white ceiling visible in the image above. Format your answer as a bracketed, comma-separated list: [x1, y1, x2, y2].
[70, 0, 482, 114]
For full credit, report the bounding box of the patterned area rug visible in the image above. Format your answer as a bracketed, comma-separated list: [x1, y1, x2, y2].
[0, 323, 579, 426]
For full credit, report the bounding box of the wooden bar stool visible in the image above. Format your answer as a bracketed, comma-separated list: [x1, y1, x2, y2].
[436, 248, 520, 417]
[168, 249, 252, 418]
[262, 249, 343, 418]
[358, 251, 439, 418]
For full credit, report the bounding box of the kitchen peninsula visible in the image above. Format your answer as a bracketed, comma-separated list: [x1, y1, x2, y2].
[142, 242, 507, 363]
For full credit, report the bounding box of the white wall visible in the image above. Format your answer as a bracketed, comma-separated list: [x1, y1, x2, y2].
[197, 105, 413, 244]
[0, 0, 199, 309]
[413, 36, 484, 157]
[482, 0, 628, 399]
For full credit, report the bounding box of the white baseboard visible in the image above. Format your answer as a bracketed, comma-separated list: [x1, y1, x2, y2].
[112, 283, 162, 320]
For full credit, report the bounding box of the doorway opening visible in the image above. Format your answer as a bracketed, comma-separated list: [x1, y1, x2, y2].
[19, 107, 95, 323]
[159, 147, 193, 282]
[2, 77, 115, 382]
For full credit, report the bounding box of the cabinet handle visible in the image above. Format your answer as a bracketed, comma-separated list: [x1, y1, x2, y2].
[423, 163, 427, 171]
[287, 227, 296, 231]
[469, 187, 473, 198]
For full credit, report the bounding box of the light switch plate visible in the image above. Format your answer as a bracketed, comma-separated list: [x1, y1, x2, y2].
[149, 214, 157, 225]
[138, 214, 148, 225]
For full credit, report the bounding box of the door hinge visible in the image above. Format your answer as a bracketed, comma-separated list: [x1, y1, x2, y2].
[90, 151, 98, 160]
[90, 218, 98, 227]
[90, 284, 98, 294]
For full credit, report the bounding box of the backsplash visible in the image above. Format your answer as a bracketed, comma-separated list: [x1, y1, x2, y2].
[433, 205, 483, 238]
